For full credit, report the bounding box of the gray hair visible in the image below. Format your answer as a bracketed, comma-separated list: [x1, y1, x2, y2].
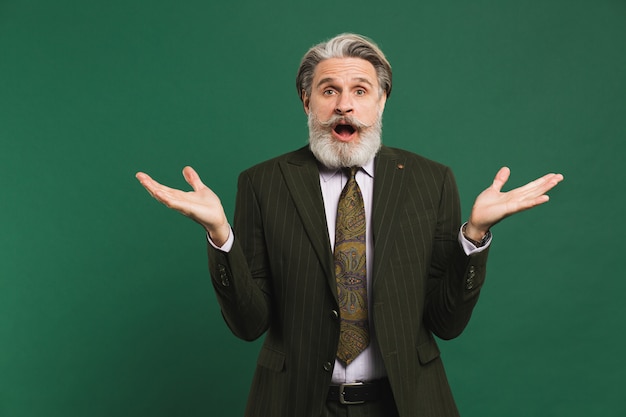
[296, 33, 392, 101]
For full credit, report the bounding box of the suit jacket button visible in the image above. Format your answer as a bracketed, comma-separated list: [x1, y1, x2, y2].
[466, 266, 476, 289]
[323, 362, 333, 372]
[221, 275, 230, 287]
[330, 310, 339, 320]
[217, 264, 230, 287]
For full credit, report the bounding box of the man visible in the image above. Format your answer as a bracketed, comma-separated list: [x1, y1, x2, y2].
[136, 33, 563, 417]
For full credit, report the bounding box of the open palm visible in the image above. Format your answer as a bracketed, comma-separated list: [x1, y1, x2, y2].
[136, 166, 230, 246]
[467, 167, 564, 238]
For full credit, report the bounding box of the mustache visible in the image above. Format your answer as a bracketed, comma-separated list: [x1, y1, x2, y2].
[312, 113, 377, 130]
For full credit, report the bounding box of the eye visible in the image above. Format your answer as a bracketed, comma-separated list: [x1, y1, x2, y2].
[355, 89, 366, 96]
[323, 89, 336, 96]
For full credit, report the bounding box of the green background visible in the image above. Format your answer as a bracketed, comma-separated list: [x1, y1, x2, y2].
[1, 0, 624, 416]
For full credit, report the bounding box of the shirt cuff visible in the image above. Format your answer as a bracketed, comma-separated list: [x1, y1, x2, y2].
[207, 226, 234, 252]
[458, 223, 492, 255]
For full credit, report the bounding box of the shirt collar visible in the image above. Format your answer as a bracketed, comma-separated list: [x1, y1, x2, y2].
[318, 158, 375, 183]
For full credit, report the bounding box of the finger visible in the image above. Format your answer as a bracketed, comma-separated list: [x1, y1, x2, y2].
[136, 172, 160, 195]
[135, 171, 151, 182]
[135, 172, 182, 203]
[182, 166, 206, 192]
[535, 173, 564, 194]
[548, 173, 564, 187]
[491, 166, 510, 192]
[523, 194, 550, 208]
[533, 174, 563, 199]
[516, 173, 563, 198]
[136, 172, 166, 193]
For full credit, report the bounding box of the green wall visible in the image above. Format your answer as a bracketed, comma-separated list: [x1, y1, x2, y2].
[1, 0, 624, 416]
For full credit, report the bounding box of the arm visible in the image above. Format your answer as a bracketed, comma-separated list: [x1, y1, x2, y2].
[424, 167, 564, 339]
[424, 168, 487, 340]
[136, 167, 271, 341]
[207, 170, 272, 341]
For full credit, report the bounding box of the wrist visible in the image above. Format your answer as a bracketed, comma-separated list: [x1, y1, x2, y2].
[462, 222, 490, 247]
[206, 220, 230, 248]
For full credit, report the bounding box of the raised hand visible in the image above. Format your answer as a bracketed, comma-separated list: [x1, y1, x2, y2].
[135, 166, 230, 246]
[464, 167, 564, 241]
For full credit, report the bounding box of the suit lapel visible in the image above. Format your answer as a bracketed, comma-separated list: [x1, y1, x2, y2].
[372, 147, 407, 286]
[277, 146, 408, 300]
[279, 147, 336, 300]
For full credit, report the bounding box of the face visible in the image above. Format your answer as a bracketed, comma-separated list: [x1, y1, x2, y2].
[303, 57, 387, 168]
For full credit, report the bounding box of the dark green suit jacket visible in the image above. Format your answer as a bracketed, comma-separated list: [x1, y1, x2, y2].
[208, 145, 489, 416]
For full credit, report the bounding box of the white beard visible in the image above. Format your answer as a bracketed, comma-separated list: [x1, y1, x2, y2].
[307, 111, 383, 169]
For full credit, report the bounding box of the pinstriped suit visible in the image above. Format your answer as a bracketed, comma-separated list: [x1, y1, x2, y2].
[208, 145, 489, 417]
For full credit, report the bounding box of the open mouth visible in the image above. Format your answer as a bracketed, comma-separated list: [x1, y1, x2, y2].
[333, 123, 357, 141]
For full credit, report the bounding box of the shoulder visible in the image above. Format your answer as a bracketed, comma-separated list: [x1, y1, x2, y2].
[377, 145, 452, 177]
[236, 147, 318, 193]
[241, 146, 314, 176]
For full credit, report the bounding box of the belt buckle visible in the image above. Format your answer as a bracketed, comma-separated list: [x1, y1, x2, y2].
[339, 381, 365, 405]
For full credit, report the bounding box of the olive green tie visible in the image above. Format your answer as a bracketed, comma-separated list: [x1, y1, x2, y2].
[334, 167, 369, 365]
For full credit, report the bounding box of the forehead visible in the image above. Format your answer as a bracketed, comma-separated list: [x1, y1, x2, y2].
[313, 57, 378, 86]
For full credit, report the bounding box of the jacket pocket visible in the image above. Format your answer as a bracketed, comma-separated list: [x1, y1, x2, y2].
[416, 338, 441, 365]
[257, 346, 286, 372]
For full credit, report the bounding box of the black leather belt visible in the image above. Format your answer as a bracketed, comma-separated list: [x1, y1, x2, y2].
[327, 379, 391, 405]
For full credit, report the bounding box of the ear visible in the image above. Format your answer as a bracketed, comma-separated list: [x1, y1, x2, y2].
[302, 89, 310, 115]
[378, 91, 387, 112]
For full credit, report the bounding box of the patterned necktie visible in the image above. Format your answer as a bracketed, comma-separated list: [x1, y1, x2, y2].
[334, 167, 369, 365]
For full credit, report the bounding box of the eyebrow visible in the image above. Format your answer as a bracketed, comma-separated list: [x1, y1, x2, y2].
[316, 77, 374, 89]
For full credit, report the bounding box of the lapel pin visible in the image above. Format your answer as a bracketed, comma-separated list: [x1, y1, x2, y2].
[397, 163, 405, 170]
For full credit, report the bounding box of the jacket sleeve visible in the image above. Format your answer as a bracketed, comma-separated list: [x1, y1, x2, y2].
[423, 167, 489, 340]
[207, 170, 272, 341]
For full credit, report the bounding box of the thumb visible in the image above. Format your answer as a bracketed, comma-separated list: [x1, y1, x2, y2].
[491, 166, 510, 192]
[182, 166, 206, 191]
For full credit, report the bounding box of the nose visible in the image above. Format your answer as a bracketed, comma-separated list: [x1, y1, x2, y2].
[334, 94, 353, 115]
